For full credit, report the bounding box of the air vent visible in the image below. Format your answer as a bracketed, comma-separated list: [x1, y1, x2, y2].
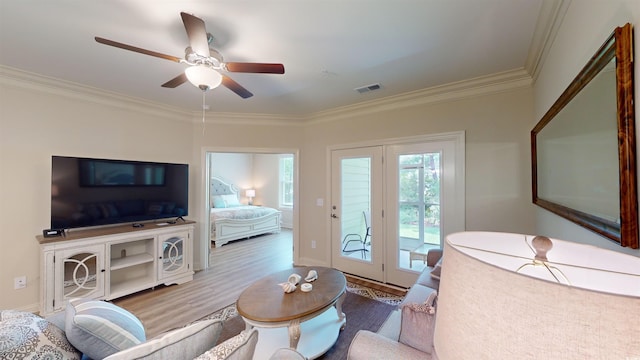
[354, 83, 382, 94]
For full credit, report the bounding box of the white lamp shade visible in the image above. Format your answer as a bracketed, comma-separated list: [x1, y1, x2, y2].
[185, 65, 222, 90]
[245, 189, 256, 198]
[434, 231, 640, 359]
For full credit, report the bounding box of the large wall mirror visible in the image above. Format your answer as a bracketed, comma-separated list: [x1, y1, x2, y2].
[531, 23, 637, 249]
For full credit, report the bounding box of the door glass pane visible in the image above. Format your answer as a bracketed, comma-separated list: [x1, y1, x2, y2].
[398, 152, 442, 271]
[340, 157, 371, 262]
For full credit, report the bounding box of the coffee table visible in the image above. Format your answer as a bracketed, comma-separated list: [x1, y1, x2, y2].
[236, 266, 347, 359]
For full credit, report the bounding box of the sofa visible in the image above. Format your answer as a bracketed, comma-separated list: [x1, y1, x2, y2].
[0, 298, 305, 360]
[347, 248, 442, 360]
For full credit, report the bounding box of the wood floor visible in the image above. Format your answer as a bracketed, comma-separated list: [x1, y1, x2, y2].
[112, 229, 406, 338]
[112, 230, 294, 338]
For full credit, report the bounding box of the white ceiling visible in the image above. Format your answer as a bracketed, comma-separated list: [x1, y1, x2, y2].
[0, 0, 550, 117]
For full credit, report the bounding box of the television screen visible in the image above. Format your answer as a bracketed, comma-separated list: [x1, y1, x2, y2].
[51, 156, 188, 229]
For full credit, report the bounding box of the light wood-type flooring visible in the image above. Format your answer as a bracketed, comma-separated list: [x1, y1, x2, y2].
[113, 230, 295, 338]
[112, 229, 407, 338]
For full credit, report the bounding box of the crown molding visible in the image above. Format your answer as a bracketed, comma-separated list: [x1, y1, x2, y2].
[202, 111, 305, 127]
[0, 65, 193, 122]
[2, 64, 533, 127]
[525, 0, 571, 82]
[303, 68, 533, 125]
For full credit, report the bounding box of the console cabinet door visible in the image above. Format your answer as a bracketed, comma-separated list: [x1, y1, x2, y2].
[158, 231, 191, 282]
[54, 244, 105, 311]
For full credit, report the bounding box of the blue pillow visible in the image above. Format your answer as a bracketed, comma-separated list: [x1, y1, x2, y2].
[212, 195, 226, 208]
[65, 299, 146, 360]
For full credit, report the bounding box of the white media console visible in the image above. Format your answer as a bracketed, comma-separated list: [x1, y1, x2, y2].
[37, 221, 195, 316]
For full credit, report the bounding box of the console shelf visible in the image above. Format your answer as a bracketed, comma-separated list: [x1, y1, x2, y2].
[37, 221, 195, 316]
[110, 253, 155, 270]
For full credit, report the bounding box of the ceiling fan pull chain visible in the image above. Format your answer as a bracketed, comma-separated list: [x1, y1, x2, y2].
[202, 90, 206, 136]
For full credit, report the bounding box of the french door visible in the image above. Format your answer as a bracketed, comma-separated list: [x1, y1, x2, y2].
[385, 139, 464, 287]
[330, 147, 384, 282]
[330, 132, 464, 286]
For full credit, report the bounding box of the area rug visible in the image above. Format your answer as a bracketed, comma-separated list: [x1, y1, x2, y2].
[202, 281, 403, 360]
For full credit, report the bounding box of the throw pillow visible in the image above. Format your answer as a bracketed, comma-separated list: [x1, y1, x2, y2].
[221, 194, 241, 207]
[0, 310, 81, 360]
[65, 298, 146, 360]
[103, 319, 223, 360]
[430, 257, 443, 280]
[212, 195, 226, 208]
[194, 329, 258, 360]
[398, 291, 437, 354]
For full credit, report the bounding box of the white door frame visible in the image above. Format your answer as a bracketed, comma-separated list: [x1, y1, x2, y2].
[197, 146, 300, 270]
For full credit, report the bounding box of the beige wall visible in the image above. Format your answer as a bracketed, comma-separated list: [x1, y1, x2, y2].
[297, 88, 536, 264]
[0, 83, 196, 311]
[532, 0, 640, 256]
[209, 152, 254, 195]
[1, 75, 535, 311]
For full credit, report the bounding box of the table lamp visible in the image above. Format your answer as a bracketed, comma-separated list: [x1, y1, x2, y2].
[434, 231, 640, 359]
[246, 189, 256, 205]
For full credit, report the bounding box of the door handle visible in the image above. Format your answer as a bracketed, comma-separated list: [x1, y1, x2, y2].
[331, 213, 339, 219]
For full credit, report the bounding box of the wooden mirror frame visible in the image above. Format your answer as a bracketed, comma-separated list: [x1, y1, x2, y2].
[531, 23, 637, 249]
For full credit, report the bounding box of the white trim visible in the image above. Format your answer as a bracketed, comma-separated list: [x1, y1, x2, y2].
[1, 64, 531, 125]
[198, 146, 300, 269]
[525, 0, 571, 82]
[327, 131, 465, 286]
[0, 65, 193, 122]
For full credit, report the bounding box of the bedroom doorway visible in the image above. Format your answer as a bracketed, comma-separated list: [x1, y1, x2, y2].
[204, 149, 298, 269]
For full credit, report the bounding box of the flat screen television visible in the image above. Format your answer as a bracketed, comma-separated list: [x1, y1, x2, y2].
[51, 156, 188, 230]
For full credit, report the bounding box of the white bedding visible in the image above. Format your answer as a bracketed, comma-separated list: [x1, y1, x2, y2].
[210, 205, 279, 222]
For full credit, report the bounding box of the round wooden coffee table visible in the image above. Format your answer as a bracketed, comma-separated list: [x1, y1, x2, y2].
[236, 266, 347, 359]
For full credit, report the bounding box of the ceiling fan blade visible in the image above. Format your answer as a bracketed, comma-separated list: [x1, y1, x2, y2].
[180, 12, 210, 57]
[225, 62, 285, 74]
[95, 37, 182, 63]
[161, 73, 188, 88]
[222, 75, 253, 99]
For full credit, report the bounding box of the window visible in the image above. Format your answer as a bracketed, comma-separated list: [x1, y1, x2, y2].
[398, 152, 441, 247]
[279, 155, 293, 207]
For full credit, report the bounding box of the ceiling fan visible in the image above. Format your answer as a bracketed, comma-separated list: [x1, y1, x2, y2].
[95, 12, 285, 99]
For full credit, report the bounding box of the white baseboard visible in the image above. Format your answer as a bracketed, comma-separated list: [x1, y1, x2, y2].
[296, 257, 330, 268]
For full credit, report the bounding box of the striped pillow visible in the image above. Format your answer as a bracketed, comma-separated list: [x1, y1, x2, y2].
[65, 298, 146, 360]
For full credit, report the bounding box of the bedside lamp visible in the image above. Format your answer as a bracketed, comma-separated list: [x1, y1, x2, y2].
[246, 189, 256, 205]
[434, 231, 640, 359]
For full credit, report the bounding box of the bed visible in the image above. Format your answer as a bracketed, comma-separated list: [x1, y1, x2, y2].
[209, 177, 281, 247]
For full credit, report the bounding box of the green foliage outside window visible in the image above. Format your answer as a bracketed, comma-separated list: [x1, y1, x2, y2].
[280, 156, 294, 207]
[398, 153, 441, 243]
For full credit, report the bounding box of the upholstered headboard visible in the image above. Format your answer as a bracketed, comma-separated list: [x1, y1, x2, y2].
[210, 177, 239, 196]
[210, 177, 242, 208]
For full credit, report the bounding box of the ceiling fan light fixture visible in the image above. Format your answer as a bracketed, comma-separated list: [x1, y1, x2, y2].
[185, 65, 222, 91]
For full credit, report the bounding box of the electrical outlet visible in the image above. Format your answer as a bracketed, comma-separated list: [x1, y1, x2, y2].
[311, 240, 316, 249]
[14, 276, 26, 289]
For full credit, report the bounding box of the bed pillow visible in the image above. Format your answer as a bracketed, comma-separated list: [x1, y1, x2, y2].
[221, 194, 241, 207]
[212, 195, 226, 208]
[65, 298, 146, 360]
